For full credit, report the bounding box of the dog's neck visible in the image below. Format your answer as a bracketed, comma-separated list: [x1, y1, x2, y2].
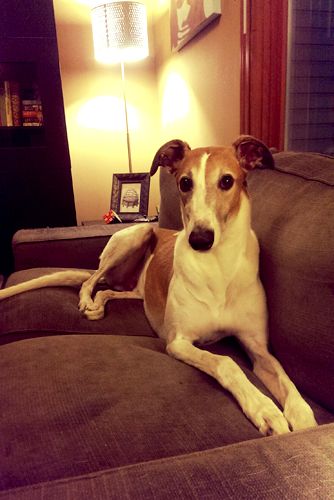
[217, 189, 253, 255]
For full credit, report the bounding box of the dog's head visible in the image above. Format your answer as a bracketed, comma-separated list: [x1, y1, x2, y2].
[150, 136, 274, 252]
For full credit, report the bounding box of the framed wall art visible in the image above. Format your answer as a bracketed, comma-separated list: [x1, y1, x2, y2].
[110, 172, 150, 222]
[170, 0, 221, 52]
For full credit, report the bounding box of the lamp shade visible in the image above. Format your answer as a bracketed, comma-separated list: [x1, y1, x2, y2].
[91, 1, 149, 64]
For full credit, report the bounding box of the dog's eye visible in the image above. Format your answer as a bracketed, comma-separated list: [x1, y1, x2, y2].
[219, 174, 234, 191]
[179, 176, 193, 192]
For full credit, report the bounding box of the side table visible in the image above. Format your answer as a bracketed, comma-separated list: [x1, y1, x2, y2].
[81, 220, 107, 226]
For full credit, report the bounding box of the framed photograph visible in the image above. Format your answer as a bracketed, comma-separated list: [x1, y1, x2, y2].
[111, 173, 150, 222]
[170, 0, 221, 52]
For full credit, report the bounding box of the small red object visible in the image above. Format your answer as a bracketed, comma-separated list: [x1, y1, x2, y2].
[103, 209, 122, 224]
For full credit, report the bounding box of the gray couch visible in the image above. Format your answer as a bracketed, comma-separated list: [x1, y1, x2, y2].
[0, 152, 333, 499]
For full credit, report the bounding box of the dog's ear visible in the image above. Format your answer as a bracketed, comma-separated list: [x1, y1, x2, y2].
[233, 135, 274, 172]
[150, 139, 191, 176]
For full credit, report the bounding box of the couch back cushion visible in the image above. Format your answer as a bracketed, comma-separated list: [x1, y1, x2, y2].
[159, 168, 183, 230]
[248, 152, 334, 411]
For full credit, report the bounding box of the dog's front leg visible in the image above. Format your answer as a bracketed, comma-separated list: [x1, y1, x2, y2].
[79, 267, 105, 314]
[238, 334, 317, 431]
[166, 336, 290, 436]
[84, 289, 143, 320]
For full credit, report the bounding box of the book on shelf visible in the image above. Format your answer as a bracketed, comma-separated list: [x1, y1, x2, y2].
[0, 80, 43, 127]
[10, 81, 21, 126]
[4, 81, 13, 126]
[22, 99, 43, 126]
[0, 82, 6, 126]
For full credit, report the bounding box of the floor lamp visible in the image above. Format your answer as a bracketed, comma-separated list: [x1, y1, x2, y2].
[91, 1, 149, 173]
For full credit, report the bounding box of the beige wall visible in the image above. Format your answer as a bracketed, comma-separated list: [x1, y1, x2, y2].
[54, 0, 241, 223]
[155, 0, 241, 147]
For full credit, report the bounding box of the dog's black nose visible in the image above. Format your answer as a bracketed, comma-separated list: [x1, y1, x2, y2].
[189, 228, 214, 251]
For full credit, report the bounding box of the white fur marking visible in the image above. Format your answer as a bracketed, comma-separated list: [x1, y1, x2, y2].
[191, 153, 209, 225]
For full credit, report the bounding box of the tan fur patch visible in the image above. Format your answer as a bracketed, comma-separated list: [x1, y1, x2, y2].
[174, 147, 247, 230]
[144, 228, 177, 330]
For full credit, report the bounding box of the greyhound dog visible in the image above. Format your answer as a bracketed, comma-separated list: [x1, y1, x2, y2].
[0, 136, 317, 435]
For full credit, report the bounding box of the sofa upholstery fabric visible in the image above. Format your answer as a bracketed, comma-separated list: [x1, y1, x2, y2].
[1, 268, 154, 342]
[0, 335, 260, 489]
[1, 334, 333, 492]
[248, 152, 334, 412]
[2, 425, 333, 500]
[12, 223, 145, 272]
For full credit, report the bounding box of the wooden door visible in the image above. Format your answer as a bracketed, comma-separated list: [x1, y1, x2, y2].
[240, 0, 289, 150]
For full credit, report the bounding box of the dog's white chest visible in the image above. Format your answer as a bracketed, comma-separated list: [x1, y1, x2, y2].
[164, 238, 244, 341]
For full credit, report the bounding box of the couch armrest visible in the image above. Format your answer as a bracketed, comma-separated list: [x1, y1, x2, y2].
[5, 423, 334, 498]
[12, 223, 157, 271]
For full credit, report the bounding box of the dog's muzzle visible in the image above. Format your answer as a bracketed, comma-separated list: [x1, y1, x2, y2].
[189, 227, 214, 251]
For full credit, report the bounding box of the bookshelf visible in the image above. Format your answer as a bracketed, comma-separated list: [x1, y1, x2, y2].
[0, 0, 77, 274]
[0, 62, 45, 148]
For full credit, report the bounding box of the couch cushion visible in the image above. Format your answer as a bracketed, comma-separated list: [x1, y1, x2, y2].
[0, 268, 155, 342]
[1, 333, 333, 492]
[1, 334, 332, 492]
[158, 168, 183, 230]
[248, 152, 334, 412]
[272, 151, 334, 185]
[0, 334, 258, 490]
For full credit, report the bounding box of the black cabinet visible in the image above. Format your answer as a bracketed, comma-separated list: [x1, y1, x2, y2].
[0, 1, 76, 274]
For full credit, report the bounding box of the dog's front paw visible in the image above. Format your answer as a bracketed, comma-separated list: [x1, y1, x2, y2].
[250, 397, 290, 436]
[284, 396, 317, 431]
[81, 291, 107, 320]
[79, 290, 107, 320]
[78, 297, 94, 313]
[83, 304, 105, 321]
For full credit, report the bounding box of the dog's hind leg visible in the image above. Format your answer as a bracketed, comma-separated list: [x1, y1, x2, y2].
[167, 336, 291, 436]
[79, 224, 155, 318]
[238, 333, 317, 431]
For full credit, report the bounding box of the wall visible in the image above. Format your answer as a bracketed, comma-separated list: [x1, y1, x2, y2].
[53, 0, 161, 223]
[54, 0, 241, 223]
[154, 0, 241, 148]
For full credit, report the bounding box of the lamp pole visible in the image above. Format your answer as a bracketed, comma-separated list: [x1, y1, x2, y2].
[120, 61, 133, 173]
[91, 1, 149, 175]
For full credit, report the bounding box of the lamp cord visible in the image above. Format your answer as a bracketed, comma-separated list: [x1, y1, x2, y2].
[120, 61, 133, 173]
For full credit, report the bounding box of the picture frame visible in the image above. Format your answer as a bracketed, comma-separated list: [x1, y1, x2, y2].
[110, 172, 150, 222]
[170, 0, 221, 52]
